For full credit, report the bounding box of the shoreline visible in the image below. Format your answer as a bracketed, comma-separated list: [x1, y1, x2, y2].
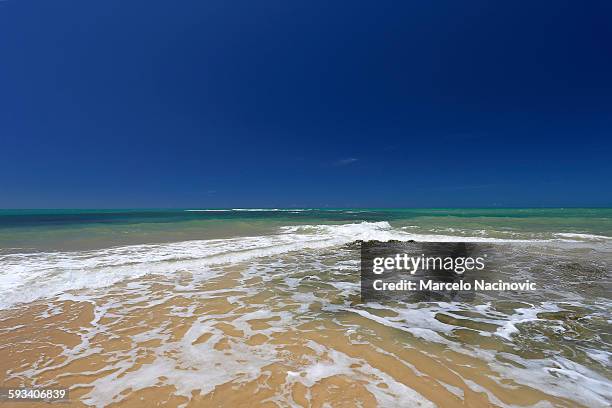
[0, 213, 610, 407]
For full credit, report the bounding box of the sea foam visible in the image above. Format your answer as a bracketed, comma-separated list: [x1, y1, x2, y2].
[0, 221, 604, 309]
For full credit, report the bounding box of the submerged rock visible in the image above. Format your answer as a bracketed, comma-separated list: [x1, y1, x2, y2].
[536, 311, 586, 321]
[343, 240, 364, 250]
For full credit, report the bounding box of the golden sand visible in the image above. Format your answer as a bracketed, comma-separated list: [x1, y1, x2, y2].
[0, 265, 583, 408]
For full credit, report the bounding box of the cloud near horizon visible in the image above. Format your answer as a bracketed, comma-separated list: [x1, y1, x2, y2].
[332, 158, 358, 166]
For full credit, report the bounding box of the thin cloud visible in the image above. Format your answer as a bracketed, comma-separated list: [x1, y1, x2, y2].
[332, 158, 358, 166]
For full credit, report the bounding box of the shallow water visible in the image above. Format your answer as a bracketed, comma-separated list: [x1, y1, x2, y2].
[0, 209, 610, 407]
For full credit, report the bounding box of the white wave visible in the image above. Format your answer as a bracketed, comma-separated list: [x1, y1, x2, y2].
[230, 208, 315, 212]
[555, 232, 611, 241]
[0, 221, 602, 309]
[280, 222, 544, 243]
[184, 209, 231, 212]
[0, 221, 393, 308]
[230, 208, 281, 211]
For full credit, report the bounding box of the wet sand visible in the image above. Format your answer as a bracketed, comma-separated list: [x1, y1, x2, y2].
[0, 259, 587, 408]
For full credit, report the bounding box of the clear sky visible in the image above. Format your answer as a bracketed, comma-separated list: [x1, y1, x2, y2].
[1, 1, 611, 208]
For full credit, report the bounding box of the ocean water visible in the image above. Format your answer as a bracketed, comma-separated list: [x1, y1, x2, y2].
[1, 208, 611, 251]
[0, 209, 610, 407]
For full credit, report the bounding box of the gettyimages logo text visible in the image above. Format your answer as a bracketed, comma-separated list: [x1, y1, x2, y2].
[360, 241, 536, 303]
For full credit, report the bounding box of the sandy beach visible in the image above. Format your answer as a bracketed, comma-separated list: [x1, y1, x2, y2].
[1, 211, 610, 407]
[0, 268, 584, 408]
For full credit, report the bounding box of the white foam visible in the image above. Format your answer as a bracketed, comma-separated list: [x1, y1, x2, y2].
[346, 307, 449, 344]
[489, 353, 612, 407]
[0, 221, 395, 308]
[286, 340, 435, 407]
[555, 232, 611, 241]
[184, 209, 231, 212]
[586, 349, 611, 366]
[3, 220, 610, 408]
[495, 307, 542, 340]
[229, 208, 315, 212]
[0, 221, 605, 309]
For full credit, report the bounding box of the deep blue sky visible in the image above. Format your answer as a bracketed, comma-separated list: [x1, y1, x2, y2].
[1, 1, 611, 208]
